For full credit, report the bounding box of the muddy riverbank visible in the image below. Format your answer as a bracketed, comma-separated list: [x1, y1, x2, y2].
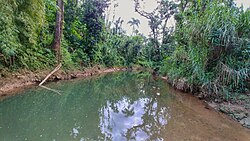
[0, 66, 127, 98]
[161, 76, 250, 129]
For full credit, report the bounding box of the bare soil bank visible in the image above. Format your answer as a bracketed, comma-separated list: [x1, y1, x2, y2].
[0, 66, 126, 98]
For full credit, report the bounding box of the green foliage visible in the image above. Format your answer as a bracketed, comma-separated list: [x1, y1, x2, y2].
[80, 0, 109, 61]
[96, 33, 148, 68]
[63, 0, 110, 66]
[97, 34, 124, 67]
[0, 0, 56, 70]
[0, 0, 20, 68]
[161, 0, 250, 99]
[0, 0, 153, 72]
[61, 38, 74, 69]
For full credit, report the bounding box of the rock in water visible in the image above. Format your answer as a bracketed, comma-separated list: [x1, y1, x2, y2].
[240, 117, 250, 129]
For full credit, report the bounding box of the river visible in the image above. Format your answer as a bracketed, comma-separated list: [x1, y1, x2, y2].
[0, 72, 249, 141]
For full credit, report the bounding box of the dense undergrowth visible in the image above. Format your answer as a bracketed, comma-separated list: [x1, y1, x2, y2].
[0, 0, 249, 100]
[161, 0, 250, 100]
[0, 0, 159, 72]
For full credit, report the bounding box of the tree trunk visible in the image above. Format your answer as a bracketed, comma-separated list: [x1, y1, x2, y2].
[53, 0, 64, 63]
[152, 28, 160, 62]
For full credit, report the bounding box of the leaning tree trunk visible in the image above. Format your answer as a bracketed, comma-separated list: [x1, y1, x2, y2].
[53, 0, 64, 63]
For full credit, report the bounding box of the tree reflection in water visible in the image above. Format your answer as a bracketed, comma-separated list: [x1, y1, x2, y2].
[99, 84, 171, 140]
[0, 72, 172, 141]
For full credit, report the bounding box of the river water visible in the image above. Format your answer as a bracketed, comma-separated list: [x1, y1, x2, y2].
[0, 72, 249, 141]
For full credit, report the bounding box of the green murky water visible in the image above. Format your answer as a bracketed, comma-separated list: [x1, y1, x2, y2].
[0, 72, 250, 141]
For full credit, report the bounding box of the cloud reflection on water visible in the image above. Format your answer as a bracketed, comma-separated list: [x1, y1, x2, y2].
[99, 96, 170, 140]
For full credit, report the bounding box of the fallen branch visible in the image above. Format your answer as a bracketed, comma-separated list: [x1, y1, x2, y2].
[39, 63, 62, 95]
[39, 63, 62, 86]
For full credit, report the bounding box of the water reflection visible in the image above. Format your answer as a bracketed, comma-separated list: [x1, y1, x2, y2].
[1, 72, 250, 141]
[70, 127, 79, 138]
[0, 72, 173, 141]
[99, 97, 170, 140]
